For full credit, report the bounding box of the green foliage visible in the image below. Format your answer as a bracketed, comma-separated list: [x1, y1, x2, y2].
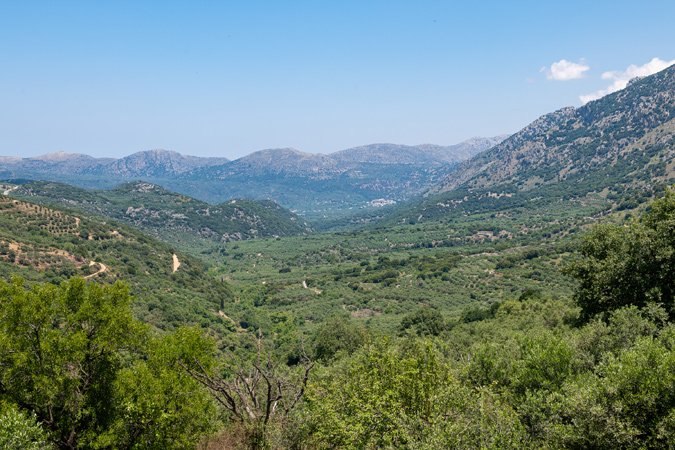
[460, 301, 501, 323]
[306, 338, 528, 449]
[0, 277, 216, 450]
[312, 316, 364, 362]
[398, 307, 445, 336]
[11, 180, 312, 249]
[511, 331, 579, 396]
[204, 207, 581, 338]
[549, 333, 675, 448]
[98, 327, 218, 450]
[6, 118, 675, 450]
[0, 196, 234, 335]
[0, 406, 54, 450]
[0, 277, 142, 448]
[451, 295, 675, 449]
[176, 330, 313, 449]
[565, 190, 675, 320]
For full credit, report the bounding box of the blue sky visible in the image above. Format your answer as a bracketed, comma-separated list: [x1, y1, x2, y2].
[1, 1, 674, 160]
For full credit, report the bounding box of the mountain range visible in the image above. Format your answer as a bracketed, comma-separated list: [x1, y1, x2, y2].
[0, 137, 507, 218]
[4, 64, 675, 230]
[0, 149, 229, 177]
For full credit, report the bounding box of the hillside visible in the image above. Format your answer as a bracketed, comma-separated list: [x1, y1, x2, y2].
[329, 136, 508, 165]
[10, 180, 312, 250]
[429, 65, 675, 197]
[364, 65, 675, 226]
[0, 192, 234, 335]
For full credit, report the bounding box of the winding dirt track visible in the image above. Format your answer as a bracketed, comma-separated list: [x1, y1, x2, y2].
[2, 186, 18, 196]
[84, 261, 108, 279]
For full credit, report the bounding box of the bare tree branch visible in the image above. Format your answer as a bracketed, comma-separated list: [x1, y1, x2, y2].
[178, 328, 314, 430]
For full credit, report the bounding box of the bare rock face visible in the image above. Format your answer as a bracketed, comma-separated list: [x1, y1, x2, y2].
[85, 149, 230, 177]
[428, 63, 675, 196]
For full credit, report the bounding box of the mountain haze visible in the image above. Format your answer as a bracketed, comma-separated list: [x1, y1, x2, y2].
[329, 137, 509, 165]
[85, 149, 230, 177]
[1, 137, 507, 218]
[215, 148, 340, 176]
[0, 149, 229, 179]
[176, 137, 507, 217]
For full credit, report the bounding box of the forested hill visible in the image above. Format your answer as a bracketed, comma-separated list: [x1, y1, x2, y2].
[0, 193, 234, 335]
[10, 180, 312, 249]
[429, 64, 675, 196]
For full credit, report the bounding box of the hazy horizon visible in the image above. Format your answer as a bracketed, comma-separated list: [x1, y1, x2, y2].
[2, 134, 512, 161]
[2, 1, 674, 160]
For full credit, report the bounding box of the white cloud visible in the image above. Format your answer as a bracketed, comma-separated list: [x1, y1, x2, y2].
[542, 59, 590, 81]
[580, 57, 675, 104]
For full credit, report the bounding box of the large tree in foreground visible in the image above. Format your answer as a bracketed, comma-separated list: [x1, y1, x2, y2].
[565, 190, 675, 321]
[0, 277, 215, 449]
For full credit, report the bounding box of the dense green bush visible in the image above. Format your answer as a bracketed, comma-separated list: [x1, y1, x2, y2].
[398, 307, 445, 336]
[565, 190, 675, 320]
[306, 338, 528, 449]
[312, 316, 365, 362]
[0, 277, 216, 450]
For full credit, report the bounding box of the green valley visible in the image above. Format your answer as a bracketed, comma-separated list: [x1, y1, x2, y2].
[3, 56, 675, 450]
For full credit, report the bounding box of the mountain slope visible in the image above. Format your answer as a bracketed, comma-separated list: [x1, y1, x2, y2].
[175, 137, 507, 218]
[11, 181, 312, 249]
[364, 65, 675, 227]
[85, 149, 230, 177]
[329, 137, 508, 165]
[0, 193, 234, 334]
[222, 148, 339, 175]
[0, 152, 113, 175]
[430, 65, 675, 196]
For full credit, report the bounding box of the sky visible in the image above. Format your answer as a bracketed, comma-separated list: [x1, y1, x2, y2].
[1, 1, 674, 160]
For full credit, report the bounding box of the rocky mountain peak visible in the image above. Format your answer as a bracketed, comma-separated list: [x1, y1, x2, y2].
[428, 63, 675, 196]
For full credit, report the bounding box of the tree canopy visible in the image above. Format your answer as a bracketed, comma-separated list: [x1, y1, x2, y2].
[565, 190, 675, 320]
[0, 277, 216, 450]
